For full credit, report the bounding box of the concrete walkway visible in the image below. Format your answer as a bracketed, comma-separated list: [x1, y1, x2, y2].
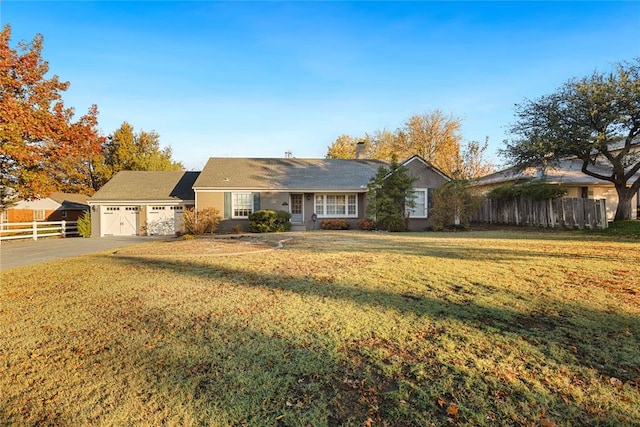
[0, 236, 168, 270]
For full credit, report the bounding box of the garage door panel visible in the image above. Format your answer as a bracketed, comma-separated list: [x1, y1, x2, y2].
[101, 206, 139, 236]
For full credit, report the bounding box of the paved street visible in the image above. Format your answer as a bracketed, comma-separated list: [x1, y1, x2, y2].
[0, 236, 167, 270]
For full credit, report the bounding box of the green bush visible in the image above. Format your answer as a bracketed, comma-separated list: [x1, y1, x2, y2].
[77, 210, 91, 238]
[249, 210, 291, 233]
[487, 181, 567, 200]
[381, 213, 406, 232]
[320, 219, 350, 230]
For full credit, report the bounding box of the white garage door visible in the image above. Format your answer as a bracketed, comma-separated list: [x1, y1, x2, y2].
[145, 206, 184, 235]
[102, 206, 139, 236]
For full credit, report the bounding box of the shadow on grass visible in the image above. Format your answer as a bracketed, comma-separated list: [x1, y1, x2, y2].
[105, 254, 639, 425]
[287, 231, 634, 262]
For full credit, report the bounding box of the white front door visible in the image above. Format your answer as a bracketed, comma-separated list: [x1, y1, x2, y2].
[290, 194, 303, 223]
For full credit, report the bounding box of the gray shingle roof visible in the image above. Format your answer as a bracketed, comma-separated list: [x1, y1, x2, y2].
[193, 158, 388, 190]
[89, 171, 198, 202]
[473, 158, 640, 186]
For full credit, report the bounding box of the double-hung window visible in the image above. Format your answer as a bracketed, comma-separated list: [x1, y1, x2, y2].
[232, 193, 253, 218]
[405, 188, 428, 218]
[314, 194, 357, 218]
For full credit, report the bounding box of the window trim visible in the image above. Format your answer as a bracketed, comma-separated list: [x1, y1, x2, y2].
[314, 193, 358, 218]
[232, 192, 253, 219]
[406, 188, 428, 219]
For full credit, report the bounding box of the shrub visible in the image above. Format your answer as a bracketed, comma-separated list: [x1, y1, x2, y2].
[382, 213, 406, 232]
[430, 180, 482, 231]
[357, 218, 376, 231]
[181, 207, 220, 235]
[249, 210, 291, 233]
[77, 210, 91, 238]
[487, 181, 567, 200]
[320, 219, 350, 230]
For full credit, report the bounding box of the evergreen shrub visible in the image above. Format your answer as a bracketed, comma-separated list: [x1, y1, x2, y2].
[249, 210, 291, 233]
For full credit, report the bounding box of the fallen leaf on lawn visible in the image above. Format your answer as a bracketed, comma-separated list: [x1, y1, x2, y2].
[447, 404, 458, 417]
[437, 397, 446, 408]
[610, 377, 623, 388]
[540, 418, 557, 427]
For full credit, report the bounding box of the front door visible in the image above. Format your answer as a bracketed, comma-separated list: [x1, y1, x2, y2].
[290, 194, 303, 223]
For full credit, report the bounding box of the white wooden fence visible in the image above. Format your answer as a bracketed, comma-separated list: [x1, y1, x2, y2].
[0, 221, 79, 241]
[473, 197, 608, 229]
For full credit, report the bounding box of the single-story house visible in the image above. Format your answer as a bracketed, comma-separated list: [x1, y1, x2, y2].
[87, 171, 199, 237]
[472, 158, 640, 221]
[87, 155, 449, 236]
[1, 192, 90, 224]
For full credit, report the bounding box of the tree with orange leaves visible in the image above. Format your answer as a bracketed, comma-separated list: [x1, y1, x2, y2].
[0, 25, 103, 198]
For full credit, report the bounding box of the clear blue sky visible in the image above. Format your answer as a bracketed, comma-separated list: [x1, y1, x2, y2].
[2, 1, 639, 170]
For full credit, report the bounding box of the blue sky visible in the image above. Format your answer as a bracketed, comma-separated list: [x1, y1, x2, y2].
[2, 1, 639, 170]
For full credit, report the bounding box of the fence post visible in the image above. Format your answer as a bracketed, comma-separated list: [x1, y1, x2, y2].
[32, 221, 38, 240]
[61, 220, 66, 238]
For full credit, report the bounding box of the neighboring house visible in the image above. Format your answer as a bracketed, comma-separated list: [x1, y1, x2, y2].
[87, 171, 199, 237]
[86, 155, 449, 236]
[48, 192, 90, 221]
[3, 192, 89, 224]
[472, 158, 640, 221]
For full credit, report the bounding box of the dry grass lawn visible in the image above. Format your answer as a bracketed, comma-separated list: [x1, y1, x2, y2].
[1, 230, 639, 426]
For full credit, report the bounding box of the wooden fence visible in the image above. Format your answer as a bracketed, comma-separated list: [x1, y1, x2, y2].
[473, 197, 608, 229]
[0, 221, 79, 241]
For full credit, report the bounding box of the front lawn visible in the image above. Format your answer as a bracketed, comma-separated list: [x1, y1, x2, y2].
[1, 231, 638, 426]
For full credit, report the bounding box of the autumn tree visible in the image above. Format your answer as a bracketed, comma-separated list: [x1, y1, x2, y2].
[502, 58, 640, 220]
[97, 122, 183, 183]
[326, 134, 358, 159]
[459, 137, 495, 180]
[0, 25, 103, 198]
[400, 111, 462, 176]
[325, 111, 474, 178]
[0, 185, 18, 211]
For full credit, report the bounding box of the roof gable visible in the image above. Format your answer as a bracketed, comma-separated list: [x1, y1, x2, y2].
[401, 155, 451, 180]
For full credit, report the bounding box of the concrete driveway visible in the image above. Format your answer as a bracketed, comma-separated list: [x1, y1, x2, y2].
[0, 236, 169, 270]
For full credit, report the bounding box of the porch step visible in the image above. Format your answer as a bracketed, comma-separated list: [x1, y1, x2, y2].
[290, 222, 307, 232]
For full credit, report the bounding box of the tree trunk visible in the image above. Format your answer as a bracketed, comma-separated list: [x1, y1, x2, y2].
[614, 184, 634, 221]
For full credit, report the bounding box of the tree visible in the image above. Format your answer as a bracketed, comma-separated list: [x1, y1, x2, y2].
[502, 58, 640, 221]
[98, 122, 183, 183]
[366, 157, 417, 231]
[400, 111, 463, 177]
[459, 137, 495, 180]
[429, 180, 482, 231]
[0, 185, 18, 211]
[326, 134, 358, 159]
[0, 25, 103, 198]
[324, 111, 465, 177]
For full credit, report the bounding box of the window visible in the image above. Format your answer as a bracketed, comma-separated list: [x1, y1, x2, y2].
[233, 193, 253, 218]
[34, 209, 46, 221]
[314, 194, 357, 218]
[406, 189, 428, 218]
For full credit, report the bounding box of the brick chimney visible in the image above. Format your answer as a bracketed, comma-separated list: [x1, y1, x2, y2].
[355, 141, 366, 159]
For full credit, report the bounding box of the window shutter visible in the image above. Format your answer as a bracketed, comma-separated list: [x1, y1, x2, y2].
[253, 192, 260, 213]
[224, 192, 231, 219]
[427, 188, 434, 215]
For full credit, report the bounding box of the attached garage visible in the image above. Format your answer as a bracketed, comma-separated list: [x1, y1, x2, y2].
[88, 171, 198, 237]
[101, 206, 140, 236]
